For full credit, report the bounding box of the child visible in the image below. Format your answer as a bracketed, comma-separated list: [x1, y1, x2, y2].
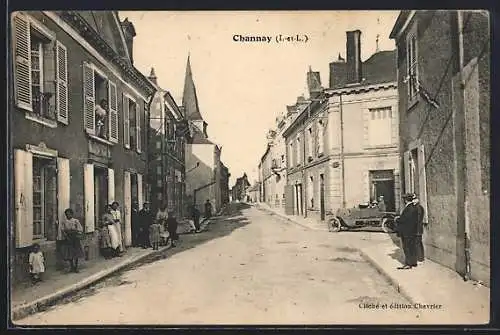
[29, 243, 45, 284]
[61, 208, 85, 273]
[149, 221, 161, 250]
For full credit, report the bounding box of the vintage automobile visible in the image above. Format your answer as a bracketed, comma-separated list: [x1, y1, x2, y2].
[327, 203, 397, 233]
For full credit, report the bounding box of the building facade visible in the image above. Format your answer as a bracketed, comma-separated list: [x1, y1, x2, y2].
[147, 68, 190, 218]
[10, 11, 156, 284]
[231, 173, 251, 202]
[182, 56, 228, 213]
[390, 10, 490, 285]
[284, 30, 400, 222]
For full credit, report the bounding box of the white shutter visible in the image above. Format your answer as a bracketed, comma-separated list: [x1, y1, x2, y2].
[14, 149, 33, 247]
[13, 13, 32, 111]
[84, 163, 95, 233]
[55, 41, 69, 124]
[108, 81, 118, 143]
[123, 171, 132, 246]
[362, 170, 369, 203]
[137, 173, 143, 207]
[123, 94, 130, 148]
[403, 151, 410, 194]
[418, 144, 429, 224]
[83, 62, 95, 134]
[107, 168, 115, 204]
[136, 102, 142, 153]
[57, 157, 70, 238]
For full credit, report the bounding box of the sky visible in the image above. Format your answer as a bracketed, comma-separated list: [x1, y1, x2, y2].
[118, 11, 400, 185]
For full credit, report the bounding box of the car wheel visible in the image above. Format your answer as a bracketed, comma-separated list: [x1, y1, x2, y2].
[381, 217, 395, 233]
[329, 217, 342, 232]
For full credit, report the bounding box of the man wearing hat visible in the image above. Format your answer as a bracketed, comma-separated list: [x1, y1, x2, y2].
[395, 193, 420, 269]
[138, 202, 153, 249]
[412, 195, 426, 262]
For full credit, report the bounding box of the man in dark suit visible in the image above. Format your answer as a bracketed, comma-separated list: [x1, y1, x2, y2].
[413, 197, 426, 262]
[395, 193, 420, 269]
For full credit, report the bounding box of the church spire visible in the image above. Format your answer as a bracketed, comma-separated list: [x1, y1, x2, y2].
[148, 67, 157, 85]
[182, 55, 204, 121]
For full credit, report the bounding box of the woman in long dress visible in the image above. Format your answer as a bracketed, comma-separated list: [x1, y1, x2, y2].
[99, 205, 116, 259]
[111, 201, 124, 255]
[60, 208, 85, 273]
[155, 203, 169, 245]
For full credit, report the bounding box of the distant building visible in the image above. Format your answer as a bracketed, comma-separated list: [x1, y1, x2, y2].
[182, 56, 228, 213]
[231, 173, 251, 202]
[246, 182, 261, 203]
[284, 30, 400, 223]
[390, 10, 490, 285]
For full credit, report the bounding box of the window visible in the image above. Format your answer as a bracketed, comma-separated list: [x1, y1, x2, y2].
[13, 13, 68, 124]
[368, 107, 393, 146]
[318, 120, 324, 155]
[83, 62, 118, 142]
[281, 154, 285, 165]
[307, 127, 314, 161]
[289, 142, 294, 168]
[296, 137, 301, 166]
[407, 33, 419, 101]
[32, 156, 57, 240]
[123, 94, 141, 152]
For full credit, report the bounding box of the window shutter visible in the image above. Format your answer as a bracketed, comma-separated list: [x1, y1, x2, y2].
[123, 171, 132, 247]
[418, 144, 429, 224]
[83, 62, 95, 134]
[403, 151, 410, 194]
[136, 102, 142, 153]
[56, 157, 70, 239]
[14, 149, 33, 247]
[107, 168, 115, 204]
[13, 13, 32, 111]
[83, 163, 95, 233]
[108, 81, 118, 143]
[55, 41, 69, 124]
[137, 173, 143, 207]
[123, 94, 130, 149]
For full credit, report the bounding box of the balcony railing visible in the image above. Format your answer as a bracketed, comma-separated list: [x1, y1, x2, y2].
[32, 92, 56, 120]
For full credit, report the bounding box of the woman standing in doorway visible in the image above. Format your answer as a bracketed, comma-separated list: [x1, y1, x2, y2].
[100, 205, 117, 259]
[110, 201, 124, 255]
[60, 208, 85, 273]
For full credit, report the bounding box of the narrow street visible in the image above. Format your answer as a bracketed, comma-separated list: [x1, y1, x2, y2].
[18, 203, 427, 325]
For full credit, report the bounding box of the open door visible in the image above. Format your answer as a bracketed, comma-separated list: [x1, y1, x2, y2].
[320, 174, 325, 220]
[284, 184, 294, 215]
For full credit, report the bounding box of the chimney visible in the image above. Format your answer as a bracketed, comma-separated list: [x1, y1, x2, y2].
[307, 66, 322, 97]
[121, 18, 136, 64]
[346, 30, 362, 84]
[148, 67, 158, 85]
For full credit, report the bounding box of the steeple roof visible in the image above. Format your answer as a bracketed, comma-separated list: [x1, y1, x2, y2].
[182, 55, 204, 121]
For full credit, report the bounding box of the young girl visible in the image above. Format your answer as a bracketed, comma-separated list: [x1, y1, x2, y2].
[149, 221, 161, 250]
[61, 208, 85, 273]
[29, 243, 45, 283]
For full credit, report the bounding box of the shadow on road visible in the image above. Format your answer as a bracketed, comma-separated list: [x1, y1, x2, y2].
[388, 232, 405, 265]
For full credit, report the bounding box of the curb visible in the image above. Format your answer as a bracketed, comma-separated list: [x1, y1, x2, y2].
[358, 247, 417, 305]
[11, 246, 169, 321]
[255, 205, 326, 232]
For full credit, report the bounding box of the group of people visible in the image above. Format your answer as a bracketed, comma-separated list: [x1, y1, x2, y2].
[394, 193, 426, 270]
[27, 198, 216, 284]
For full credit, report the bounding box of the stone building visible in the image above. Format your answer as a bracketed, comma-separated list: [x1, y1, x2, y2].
[146, 68, 190, 218]
[182, 56, 228, 213]
[10, 11, 156, 284]
[284, 30, 399, 223]
[231, 173, 251, 202]
[390, 10, 490, 285]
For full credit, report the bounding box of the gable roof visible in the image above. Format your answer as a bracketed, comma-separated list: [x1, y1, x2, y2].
[182, 56, 204, 121]
[191, 124, 215, 145]
[361, 50, 397, 85]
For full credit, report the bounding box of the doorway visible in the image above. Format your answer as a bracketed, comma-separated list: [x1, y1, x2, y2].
[295, 183, 303, 216]
[320, 174, 325, 221]
[369, 170, 395, 211]
[94, 167, 108, 225]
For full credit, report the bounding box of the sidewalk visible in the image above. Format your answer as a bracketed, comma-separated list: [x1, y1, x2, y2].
[359, 240, 489, 324]
[11, 216, 216, 321]
[254, 203, 329, 231]
[256, 202, 490, 324]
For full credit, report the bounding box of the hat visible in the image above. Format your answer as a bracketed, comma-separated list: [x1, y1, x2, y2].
[403, 193, 416, 201]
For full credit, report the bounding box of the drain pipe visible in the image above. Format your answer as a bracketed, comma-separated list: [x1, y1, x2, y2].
[458, 10, 471, 282]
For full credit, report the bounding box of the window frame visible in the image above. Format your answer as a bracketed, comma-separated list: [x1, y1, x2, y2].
[406, 25, 419, 105]
[367, 106, 393, 147]
[32, 156, 45, 239]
